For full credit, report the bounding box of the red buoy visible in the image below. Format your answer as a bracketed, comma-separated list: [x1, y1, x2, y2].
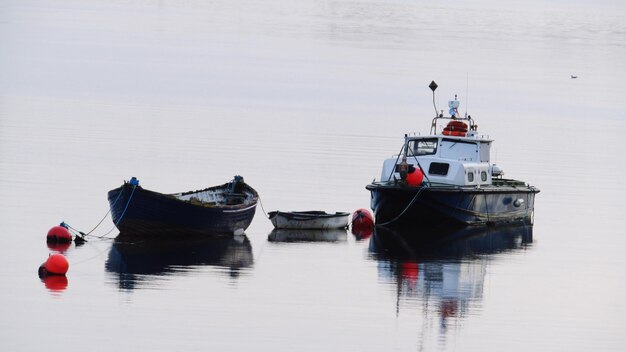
[406, 167, 424, 186]
[352, 208, 374, 229]
[42, 254, 69, 275]
[351, 208, 374, 239]
[47, 225, 72, 244]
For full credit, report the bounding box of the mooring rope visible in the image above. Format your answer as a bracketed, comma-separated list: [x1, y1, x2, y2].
[407, 144, 432, 186]
[256, 194, 270, 219]
[115, 185, 136, 227]
[386, 144, 406, 182]
[376, 185, 428, 226]
[64, 184, 137, 240]
[83, 186, 124, 236]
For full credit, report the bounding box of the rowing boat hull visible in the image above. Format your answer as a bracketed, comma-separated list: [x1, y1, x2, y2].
[108, 182, 257, 237]
[268, 211, 350, 229]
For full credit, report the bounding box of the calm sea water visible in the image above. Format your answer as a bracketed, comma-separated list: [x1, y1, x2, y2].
[1, 0, 626, 351]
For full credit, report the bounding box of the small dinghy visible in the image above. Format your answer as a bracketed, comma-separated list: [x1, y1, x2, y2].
[268, 211, 350, 229]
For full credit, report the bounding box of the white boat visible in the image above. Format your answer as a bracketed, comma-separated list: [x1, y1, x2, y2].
[268, 211, 350, 229]
[366, 81, 540, 228]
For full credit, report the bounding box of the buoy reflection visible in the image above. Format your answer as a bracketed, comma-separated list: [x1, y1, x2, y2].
[41, 275, 68, 292]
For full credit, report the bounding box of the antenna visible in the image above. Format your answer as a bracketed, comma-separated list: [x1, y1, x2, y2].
[465, 73, 469, 118]
[429, 80, 438, 117]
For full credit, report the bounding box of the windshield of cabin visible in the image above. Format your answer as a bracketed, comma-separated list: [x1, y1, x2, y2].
[407, 138, 438, 156]
[440, 139, 478, 161]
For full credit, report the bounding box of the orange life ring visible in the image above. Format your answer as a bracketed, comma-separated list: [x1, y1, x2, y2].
[446, 120, 468, 131]
[442, 130, 466, 137]
[442, 121, 468, 136]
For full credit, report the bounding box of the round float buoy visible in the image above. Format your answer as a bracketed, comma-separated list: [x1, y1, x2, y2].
[352, 208, 374, 229]
[406, 167, 424, 186]
[351, 208, 374, 240]
[39, 254, 69, 276]
[47, 225, 72, 244]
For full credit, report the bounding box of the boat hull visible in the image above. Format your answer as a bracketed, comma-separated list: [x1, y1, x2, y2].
[366, 180, 538, 228]
[268, 211, 350, 229]
[108, 183, 257, 237]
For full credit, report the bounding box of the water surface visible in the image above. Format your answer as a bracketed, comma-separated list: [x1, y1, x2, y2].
[1, 0, 626, 351]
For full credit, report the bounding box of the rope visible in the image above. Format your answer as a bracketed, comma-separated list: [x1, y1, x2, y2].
[115, 185, 136, 226]
[376, 142, 432, 226]
[69, 243, 113, 266]
[64, 184, 136, 240]
[386, 144, 406, 182]
[376, 185, 428, 226]
[83, 186, 124, 236]
[407, 143, 432, 186]
[91, 184, 137, 239]
[256, 195, 270, 219]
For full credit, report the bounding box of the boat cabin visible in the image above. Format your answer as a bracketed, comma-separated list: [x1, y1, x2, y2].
[380, 132, 497, 187]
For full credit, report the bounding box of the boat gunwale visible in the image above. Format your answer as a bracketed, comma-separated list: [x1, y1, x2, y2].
[366, 179, 540, 194]
[268, 211, 350, 221]
[111, 181, 259, 211]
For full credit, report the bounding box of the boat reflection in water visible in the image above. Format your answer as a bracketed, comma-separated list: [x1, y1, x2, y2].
[105, 233, 254, 290]
[268, 228, 348, 243]
[369, 224, 533, 345]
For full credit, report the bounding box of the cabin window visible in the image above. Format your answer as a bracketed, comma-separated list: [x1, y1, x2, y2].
[468, 172, 474, 182]
[480, 142, 491, 162]
[481, 171, 488, 181]
[408, 138, 438, 156]
[429, 162, 449, 176]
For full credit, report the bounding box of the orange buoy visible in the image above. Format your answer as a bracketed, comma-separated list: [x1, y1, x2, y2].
[41, 254, 69, 276]
[406, 167, 424, 186]
[47, 225, 72, 244]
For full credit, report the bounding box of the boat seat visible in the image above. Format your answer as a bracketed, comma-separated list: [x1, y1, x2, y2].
[223, 192, 245, 205]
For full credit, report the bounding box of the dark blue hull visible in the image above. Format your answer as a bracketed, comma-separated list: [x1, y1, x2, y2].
[108, 182, 257, 237]
[366, 179, 539, 228]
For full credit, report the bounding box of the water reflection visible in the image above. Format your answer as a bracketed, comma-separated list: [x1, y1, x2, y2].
[105, 235, 253, 290]
[268, 228, 348, 242]
[369, 225, 533, 344]
[40, 275, 69, 293]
